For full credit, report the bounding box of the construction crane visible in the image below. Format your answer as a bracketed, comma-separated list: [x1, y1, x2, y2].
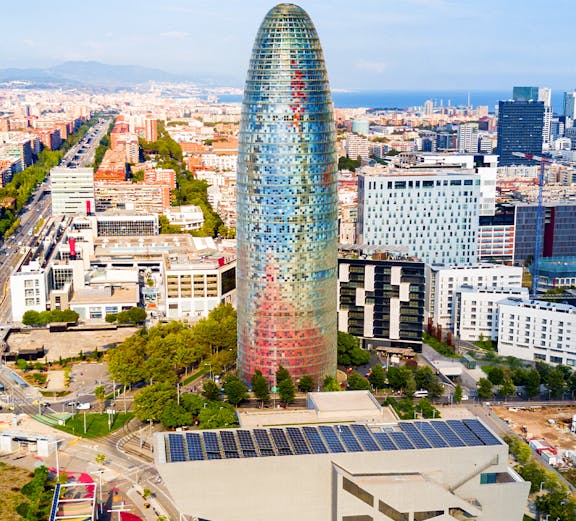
[512, 152, 550, 299]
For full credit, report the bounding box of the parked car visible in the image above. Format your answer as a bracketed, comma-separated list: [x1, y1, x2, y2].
[76, 402, 91, 410]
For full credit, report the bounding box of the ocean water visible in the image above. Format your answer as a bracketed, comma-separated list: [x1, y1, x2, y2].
[218, 90, 565, 114]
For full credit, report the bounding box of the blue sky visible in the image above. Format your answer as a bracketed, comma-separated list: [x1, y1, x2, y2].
[2, 0, 575, 90]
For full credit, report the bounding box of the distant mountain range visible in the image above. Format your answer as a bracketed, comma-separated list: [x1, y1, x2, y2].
[0, 61, 192, 88]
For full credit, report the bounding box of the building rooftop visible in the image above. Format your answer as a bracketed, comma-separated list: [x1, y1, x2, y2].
[156, 418, 502, 464]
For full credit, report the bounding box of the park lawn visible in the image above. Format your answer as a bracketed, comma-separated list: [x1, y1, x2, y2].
[0, 461, 34, 520]
[54, 412, 134, 438]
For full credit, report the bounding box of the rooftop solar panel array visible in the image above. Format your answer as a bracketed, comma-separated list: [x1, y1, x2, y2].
[163, 419, 502, 463]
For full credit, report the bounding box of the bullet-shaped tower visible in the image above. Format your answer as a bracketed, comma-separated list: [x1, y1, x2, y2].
[237, 3, 338, 385]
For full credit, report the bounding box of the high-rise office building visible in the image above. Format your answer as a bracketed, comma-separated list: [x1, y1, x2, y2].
[496, 100, 544, 166]
[51, 167, 95, 215]
[236, 4, 338, 384]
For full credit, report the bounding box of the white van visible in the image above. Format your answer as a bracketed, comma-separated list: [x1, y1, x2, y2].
[414, 389, 429, 398]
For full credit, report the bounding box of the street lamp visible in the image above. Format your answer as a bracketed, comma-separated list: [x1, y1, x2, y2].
[90, 469, 105, 517]
[204, 362, 213, 381]
[47, 439, 64, 479]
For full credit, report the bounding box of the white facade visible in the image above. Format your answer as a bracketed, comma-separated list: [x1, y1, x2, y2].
[457, 122, 479, 153]
[432, 264, 524, 330]
[417, 153, 497, 216]
[453, 286, 529, 341]
[163, 205, 204, 231]
[358, 169, 480, 265]
[50, 167, 95, 215]
[10, 261, 48, 321]
[498, 299, 576, 366]
[346, 133, 370, 161]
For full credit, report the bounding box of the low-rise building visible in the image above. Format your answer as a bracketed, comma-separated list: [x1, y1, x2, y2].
[155, 391, 529, 521]
[453, 286, 529, 341]
[498, 299, 576, 366]
[10, 261, 48, 322]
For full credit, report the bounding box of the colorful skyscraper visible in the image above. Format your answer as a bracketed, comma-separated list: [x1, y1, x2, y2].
[236, 3, 338, 384]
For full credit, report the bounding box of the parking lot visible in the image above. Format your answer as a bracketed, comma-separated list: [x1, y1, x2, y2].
[6, 327, 139, 362]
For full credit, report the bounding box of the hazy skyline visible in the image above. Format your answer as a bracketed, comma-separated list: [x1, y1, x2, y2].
[3, 0, 576, 90]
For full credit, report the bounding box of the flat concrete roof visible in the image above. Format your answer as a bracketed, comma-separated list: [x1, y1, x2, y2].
[309, 390, 381, 413]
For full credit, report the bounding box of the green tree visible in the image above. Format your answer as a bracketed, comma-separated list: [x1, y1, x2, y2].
[545, 368, 566, 399]
[524, 369, 541, 399]
[347, 372, 372, 390]
[198, 402, 238, 429]
[94, 385, 106, 413]
[337, 331, 371, 366]
[486, 366, 505, 385]
[278, 376, 296, 405]
[322, 375, 341, 392]
[134, 382, 177, 422]
[499, 376, 516, 400]
[126, 306, 147, 324]
[22, 310, 41, 325]
[414, 366, 444, 399]
[105, 313, 117, 323]
[297, 374, 315, 393]
[160, 404, 193, 428]
[368, 364, 387, 390]
[202, 379, 221, 401]
[477, 378, 493, 399]
[95, 453, 106, 467]
[223, 374, 248, 406]
[275, 365, 291, 385]
[387, 366, 413, 391]
[180, 393, 206, 416]
[453, 383, 463, 404]
[107, 335, 147, 387]
[252, 370, 270, 405]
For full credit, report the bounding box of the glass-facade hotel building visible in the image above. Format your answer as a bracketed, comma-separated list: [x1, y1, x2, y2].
[237, 4, 338, 384]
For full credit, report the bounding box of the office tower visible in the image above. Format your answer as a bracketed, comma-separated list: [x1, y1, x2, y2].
[510, 86, 552, 147]
[357, 170, 479, 266]
[513, 203, 576, 264]
[564, 91, 576, 119]
[496, 100, 544, 166]
[236, 4, 338, 384]
[51, 167, 95, 215]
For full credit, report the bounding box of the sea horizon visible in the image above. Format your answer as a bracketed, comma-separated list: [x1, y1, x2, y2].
[218, 89, 565, 114]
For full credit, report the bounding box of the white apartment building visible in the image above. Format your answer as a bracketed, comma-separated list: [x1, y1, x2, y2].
[498, 299, 576, 366]
[10, 261, 48, 322]
[345, 133, 370, 161]
[429, 264, 524, 330]
[457, 122, 479, 153]
[357, 169, 480, 265]
[453, 286, 529, 341]
[51, 167, 95, 215]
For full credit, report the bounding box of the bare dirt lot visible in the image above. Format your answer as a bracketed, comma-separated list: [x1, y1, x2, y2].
[6, 327, 139, 362]
[492, 405, 576, 451]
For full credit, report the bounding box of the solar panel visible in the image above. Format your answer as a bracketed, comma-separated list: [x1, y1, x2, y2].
[221, 431, 240, 458]
[185, 432, 204, 461]
[319, 425, 346, 453]
[446, 420, 483, 446]
[270, 428, 294, 456]
[462, 419, 501, 446]
[254, 429, 276, 456]
[286, 427, 311, 455]
[399, 423, 433, 449]
[237, 430, 258, 457]
[203, 432, 222, 459]
[350, 424, 380, 451]
[389, 431, 415, 450]
[49, 484, 61, 521]
[337, 425, 363, 452]
[430, 421, 466, 447]
[168, 433, 187, 462]
[417, 422, 449, 448]
[302, 426, 328, 454]
[373, 431, 398, 451]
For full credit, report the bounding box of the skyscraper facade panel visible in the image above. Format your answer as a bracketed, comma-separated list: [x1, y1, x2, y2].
[237, 4, 338, 384]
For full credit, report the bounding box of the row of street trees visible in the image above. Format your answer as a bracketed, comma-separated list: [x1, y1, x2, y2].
[477, 361, 576, 400]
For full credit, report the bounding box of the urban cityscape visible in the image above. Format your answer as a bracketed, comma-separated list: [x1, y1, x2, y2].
[1, 2, 576, 521]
